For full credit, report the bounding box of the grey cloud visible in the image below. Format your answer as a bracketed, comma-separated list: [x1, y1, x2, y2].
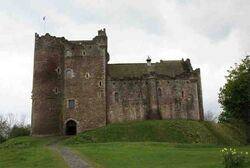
[1, 0, 250, 122]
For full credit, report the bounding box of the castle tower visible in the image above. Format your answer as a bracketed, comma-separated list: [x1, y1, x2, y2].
[31, 33, 64, 135]
[31, 29, 109, 135]
[63, 29, 108, 134]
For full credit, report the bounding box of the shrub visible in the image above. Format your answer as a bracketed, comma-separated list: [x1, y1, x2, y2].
[9, 125, 30, 138]
[221, 148, 249, 168]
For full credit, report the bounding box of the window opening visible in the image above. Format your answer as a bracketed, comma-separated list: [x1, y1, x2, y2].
[158, 88, 162, 97]
[114, 92, 119, 103]
[68, 99, 75, 109]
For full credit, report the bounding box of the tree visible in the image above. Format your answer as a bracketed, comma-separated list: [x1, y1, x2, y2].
[218, 55, 250, 124]
[204, 110, 217, 122]
[0, 115, 11, 143]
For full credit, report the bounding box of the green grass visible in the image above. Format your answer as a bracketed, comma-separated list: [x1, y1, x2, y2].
[0, 120, 248, 168]
[64, 120, 247, 145]
[0, 136, 68, 168]
[69, 142, 250, 168]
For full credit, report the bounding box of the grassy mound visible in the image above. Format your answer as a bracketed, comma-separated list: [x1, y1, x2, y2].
[65, 120, 247, 145]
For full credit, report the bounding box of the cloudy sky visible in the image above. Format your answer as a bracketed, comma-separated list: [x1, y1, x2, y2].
[0, 0, 249, 123]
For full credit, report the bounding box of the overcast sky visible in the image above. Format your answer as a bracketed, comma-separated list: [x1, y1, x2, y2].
[0, 0, 249, 123]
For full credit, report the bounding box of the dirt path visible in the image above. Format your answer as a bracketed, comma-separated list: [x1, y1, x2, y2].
[57, 147, 92, 168]
[48, 138, 92, 168]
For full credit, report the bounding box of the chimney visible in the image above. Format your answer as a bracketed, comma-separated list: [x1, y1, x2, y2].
[147, 56, 151, 66]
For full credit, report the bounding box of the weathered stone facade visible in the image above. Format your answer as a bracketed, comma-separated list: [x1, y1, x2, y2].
[31, 29, 204, 135]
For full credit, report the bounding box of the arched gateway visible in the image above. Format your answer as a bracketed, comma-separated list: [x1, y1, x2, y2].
[65, 120, 77, 135]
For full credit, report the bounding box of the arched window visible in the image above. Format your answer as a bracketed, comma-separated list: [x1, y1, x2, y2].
[55, 67, 61, 75]
[85, 72, 90, 79]
[81, 50, 86, 56]
[114, 92, 119, 103]
[65, 69, 74, 79]
[158, 88, 162, 97]
[99, 81, 102, 87]
[53, 87, 59, 94]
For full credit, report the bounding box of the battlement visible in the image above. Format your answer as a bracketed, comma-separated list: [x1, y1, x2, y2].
[98, 28, 106, 36]
[35, 28, 107, 45]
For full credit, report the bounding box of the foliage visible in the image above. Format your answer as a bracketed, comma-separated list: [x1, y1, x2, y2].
[9, 124, 31, 138]
[0, 113, 30, 143]
[0, 115, 11, 143]
[218, 55, 250, 123]
[64, 120, 247, 145]
[221, 148, 249, 168]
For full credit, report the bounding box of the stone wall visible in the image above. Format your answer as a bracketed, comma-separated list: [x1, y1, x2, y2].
[62, 30, 108, 133]
[157, 79, 200, 120]
[107, 79, 147, 123]
[32, 30, 109, 135]
[107, 72, 202, 123]
[31, 34, 64, 135]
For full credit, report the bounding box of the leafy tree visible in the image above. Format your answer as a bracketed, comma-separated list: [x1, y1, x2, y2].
[218, 55, 250, 124]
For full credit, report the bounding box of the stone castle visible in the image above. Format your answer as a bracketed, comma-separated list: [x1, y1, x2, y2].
[31, 29, 204, 135]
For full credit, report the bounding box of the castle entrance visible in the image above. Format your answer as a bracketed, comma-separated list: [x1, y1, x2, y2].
[65, 120, 77, 135]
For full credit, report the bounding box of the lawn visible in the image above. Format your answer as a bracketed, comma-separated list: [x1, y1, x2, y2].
[70, 142, 250, 168]
[65, 120, 247, 145]
[0, 136, 68, 168]
[0, 119, 249, 168]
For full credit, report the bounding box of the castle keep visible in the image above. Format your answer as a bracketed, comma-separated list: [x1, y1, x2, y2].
[31, 29, 204, 135]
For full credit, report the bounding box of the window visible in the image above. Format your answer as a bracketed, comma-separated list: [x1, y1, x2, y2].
[55, 67, 61, 75]
[182, 91, 185, 98]
[97, 92, 102, 98]
[85, 72, 90, 79]
[114, 92, 119, 103]
[81, 50, 86, 56]
[53, 87, 59, 94]
[68, 99, 75, 109]
[99, 81, 102, 87]
[65, 69, 74, 79]
[158, 88, 162, 97]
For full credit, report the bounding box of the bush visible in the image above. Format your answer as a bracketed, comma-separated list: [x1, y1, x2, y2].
[0, 134, 7, 143]
[9, 125, 30, 138]
[0, 116, 10, 143]
[221, 148, 249, 168]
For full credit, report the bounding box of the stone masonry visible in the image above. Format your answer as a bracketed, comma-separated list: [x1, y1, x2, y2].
[31, 29, 204, 135]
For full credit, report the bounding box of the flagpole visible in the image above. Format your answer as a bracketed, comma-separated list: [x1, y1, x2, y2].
[43, 16, 46, 34]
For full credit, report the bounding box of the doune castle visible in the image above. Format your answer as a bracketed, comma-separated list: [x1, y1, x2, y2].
[31, 29, 204, 135]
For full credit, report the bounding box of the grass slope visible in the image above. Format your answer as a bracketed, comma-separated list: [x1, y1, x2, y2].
[70, 143, 250, 168]
[65, 120, 247, 145]
[0, 136, 68, 168]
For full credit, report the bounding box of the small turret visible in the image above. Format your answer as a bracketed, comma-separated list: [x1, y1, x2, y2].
[94, 28, 107, 48]
[98, 28, 106, 36]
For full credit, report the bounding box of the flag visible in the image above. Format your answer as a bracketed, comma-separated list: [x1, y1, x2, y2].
[43, 16, 46, 21]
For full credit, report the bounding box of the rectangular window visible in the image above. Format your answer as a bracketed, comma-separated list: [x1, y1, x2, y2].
[68, 99, 75, 109]
[114, 92, 119, 103]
